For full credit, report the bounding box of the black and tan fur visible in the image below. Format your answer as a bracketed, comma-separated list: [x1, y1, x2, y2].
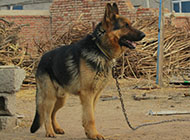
[30, 3, 145, 140]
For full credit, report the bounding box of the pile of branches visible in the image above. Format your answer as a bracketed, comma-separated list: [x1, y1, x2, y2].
[1, 16, 190, 86]
[116, 16, 190, 80]
[0, 18, 32, 70]
[0, 18, 22, 65]
[0, 18, 36, 85]
[35, 21, 93, 54]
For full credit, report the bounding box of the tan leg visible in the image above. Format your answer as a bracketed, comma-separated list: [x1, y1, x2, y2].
[80, 93, 104, 140]
[51, 96, 67, 134]
[44, 95, 57, 137]
[36, 75, 56, 137]
[38, 75, 57, 138]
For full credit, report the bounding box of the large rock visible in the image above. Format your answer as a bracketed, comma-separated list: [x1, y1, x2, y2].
[0, 93, 16, 116]
[0, 66, 25, 93]
[0, 116, 17, 130]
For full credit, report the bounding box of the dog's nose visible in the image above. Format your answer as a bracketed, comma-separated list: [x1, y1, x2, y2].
[140, 32, 146, 39]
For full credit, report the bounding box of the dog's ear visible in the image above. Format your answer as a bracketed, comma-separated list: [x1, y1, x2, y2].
[103, 3, 117, 31]
[104, 3, 113, 20]
[112, 3, 119, 14]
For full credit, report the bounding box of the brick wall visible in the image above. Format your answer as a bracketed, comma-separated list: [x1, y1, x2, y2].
[170, 13, 190, 30]
[0, 10, 51, 55]
[136, 8, 158, 18]
[50, 0, 134, 35]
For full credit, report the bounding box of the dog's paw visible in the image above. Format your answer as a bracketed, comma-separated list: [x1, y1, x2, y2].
[45, 132, 56, 138]
[94, 134, 105, 140]
[86, 132, 105, 140]
[54, 128, 65, 134]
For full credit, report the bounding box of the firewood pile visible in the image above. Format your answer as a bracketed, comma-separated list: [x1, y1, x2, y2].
[116, 17, 190, 81]
[0, 16, 190, 86]
[0, 18, 36, 85]
[0, 18, 21, 65]
[35, 21, 93, 54]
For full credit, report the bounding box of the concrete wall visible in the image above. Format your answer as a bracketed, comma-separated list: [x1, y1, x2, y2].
[131, 0, 172, 11]
[0, 0, 52, 10]
[23, 3, 52, 10]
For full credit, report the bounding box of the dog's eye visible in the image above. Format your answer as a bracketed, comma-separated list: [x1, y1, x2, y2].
[125, 23, 129, 27]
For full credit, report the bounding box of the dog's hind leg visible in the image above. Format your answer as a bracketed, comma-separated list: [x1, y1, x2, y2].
[42, 80, 58, 138]
[80, 92, 105, 140]
[43, 93, 57, 137]
[51, 96, 67, 134]
[38, 74, 57, 137]
[31, 74, 57, 137]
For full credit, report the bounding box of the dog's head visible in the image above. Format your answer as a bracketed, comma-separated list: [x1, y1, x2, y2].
[102, 3, 145, 51]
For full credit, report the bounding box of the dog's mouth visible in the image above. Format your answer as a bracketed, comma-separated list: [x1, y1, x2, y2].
[118, 32, 145, 49]
[119, 38, 136, 49]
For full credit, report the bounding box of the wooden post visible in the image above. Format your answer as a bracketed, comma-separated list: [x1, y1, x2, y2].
[156, 0, 164, 87]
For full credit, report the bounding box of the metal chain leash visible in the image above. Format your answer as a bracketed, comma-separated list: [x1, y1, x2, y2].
[112, 65, 190, 131]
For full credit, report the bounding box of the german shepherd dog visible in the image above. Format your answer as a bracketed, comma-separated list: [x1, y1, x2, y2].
[30, 3, 145, 140]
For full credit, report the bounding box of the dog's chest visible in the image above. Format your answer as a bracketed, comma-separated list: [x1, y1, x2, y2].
[91, 70, 111, 92]
[80, 58, 112, 93]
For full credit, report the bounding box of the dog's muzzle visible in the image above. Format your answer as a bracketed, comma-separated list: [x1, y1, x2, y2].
[119, 32, 145, 49]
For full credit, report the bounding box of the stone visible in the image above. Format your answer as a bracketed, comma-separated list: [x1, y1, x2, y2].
[0, 94, 16, 116]
[0, 93, 16, 116]
[0, 116, 17, 130]
[0, 66, 25, 93]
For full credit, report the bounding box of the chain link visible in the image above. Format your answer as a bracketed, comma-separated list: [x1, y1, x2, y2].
[112, 65, 190, 131]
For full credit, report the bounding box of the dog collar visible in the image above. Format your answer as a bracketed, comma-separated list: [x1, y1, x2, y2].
[92, 27, 106, 40]
[92, 28, 112, 61]
[95, 41, 112, 61]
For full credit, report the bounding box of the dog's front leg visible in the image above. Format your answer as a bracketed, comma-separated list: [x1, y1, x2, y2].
[80, 93, 105, 140]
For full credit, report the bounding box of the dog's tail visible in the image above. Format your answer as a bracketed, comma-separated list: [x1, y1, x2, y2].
[30, 87, 43, 133]
[30, 110, 40, 133]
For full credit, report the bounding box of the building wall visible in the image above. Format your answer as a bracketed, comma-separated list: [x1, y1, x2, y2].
[23, 3, 52, 10]
[169, 13, 190, 29]
[50, 0, 133, 35]
[131, 0, 172, 11]
[0, 10, 51, 54]
[0, 0, 52, 10]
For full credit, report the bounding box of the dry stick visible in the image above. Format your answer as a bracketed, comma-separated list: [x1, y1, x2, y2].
[120, 53, 125, 78]
[165, 44, 190, 57]
[126, 56, 137, 79]
[164, 38, 177, 52]
[16, 50, 26, 66]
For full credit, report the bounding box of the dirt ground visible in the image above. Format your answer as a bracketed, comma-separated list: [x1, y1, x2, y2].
[0, 78, 190, 140]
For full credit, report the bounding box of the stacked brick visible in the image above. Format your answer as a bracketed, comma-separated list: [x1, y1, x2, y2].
[136, 8, 159, 18]
[171, 16, 190, 29]
[0, 66, 25, 130]
[50, 0, 133, 36]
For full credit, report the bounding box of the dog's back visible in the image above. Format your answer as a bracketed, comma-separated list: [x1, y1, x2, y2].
[36, 43, 80, 88]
